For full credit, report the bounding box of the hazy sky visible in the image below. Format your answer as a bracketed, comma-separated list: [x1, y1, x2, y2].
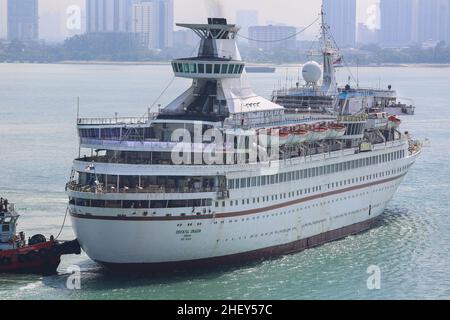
[1, 0, 379, 40]
[36, 0, 378, 26]
[176, 0, 378, 25]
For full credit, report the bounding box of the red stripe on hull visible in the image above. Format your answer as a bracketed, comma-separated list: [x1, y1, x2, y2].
[96, 216, 379, 273]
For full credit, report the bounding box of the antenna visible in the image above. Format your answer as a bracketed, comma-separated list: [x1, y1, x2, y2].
[76, 96, 80, 121]
[356, 58, 360, 88]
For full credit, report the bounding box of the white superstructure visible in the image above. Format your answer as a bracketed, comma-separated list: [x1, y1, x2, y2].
[67, 17, 421, 271]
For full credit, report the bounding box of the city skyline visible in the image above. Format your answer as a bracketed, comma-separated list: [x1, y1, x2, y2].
[2, 0, 450, 48]
[10, 0, 378, 42]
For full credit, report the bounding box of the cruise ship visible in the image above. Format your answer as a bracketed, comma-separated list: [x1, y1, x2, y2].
[66, 16, 422, 271]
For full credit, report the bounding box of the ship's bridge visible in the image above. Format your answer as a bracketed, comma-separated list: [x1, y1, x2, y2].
[171, 57, 245, 79]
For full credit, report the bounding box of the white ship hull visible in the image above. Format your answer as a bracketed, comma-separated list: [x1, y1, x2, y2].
[69, 146, 419, 269]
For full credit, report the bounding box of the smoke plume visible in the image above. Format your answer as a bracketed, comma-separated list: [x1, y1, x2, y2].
[205, 0, 224, 17]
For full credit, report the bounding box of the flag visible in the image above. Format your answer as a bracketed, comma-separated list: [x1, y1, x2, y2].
[333, 57, 342, 65]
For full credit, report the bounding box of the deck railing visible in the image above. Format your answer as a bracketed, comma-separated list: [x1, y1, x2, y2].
[66, 181, 223, 195]
[77, 113, 159, 126]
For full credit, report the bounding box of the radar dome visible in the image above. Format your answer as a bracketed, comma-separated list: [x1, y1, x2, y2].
[302, 61, 322, 84]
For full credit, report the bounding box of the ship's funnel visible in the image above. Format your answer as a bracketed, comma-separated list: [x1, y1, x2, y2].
[208, 18, 227, 25]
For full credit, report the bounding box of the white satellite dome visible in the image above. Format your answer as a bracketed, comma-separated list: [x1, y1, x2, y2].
[302, 61, 322, 84]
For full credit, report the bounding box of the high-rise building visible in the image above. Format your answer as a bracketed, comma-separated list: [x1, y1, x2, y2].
[323, 0, 356, 48]
[236, 10, 258, 42]
[248, 25, 297, 51]
[0, 0, 7, 39]
[132, 0, 173, 49]
[154, 0, 173, 49]
[86, 0, 137, 33]
[7, 0, 38, 41]
[417, 0, 450, 43]
[379, 0, 416, 47]
[132, 2, 153, 48]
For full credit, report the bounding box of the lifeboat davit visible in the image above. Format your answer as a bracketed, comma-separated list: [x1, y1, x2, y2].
[278, 128, 291, 145]
[257, 128, 282, 147]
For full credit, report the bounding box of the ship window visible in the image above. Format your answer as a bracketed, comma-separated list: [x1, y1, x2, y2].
[206, 64, 213, 73]
[198, 64, 205, 73]
[234, 65, 241, 74]
[221, 64, 228, 74]
[214, 64, 221, 74]
[91, 200, 106, 208]
[228, 64, 235, 74]
[172, 63, 177, 72]
[182, 63, 190, 73]
[150, 200, 166, 208]
[189, 63, 197, 73]
[105, 200, 121, 208]
[241, 178, 246, 188]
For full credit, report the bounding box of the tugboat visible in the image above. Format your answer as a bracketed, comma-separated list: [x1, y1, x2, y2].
[0, 198, 81, 275]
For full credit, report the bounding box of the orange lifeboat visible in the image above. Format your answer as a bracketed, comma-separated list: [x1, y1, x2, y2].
[328, 123, 347, 139]
[387, 115, 401, 130]
[310, 125, 330, 141]
[291, 126, 310, 144]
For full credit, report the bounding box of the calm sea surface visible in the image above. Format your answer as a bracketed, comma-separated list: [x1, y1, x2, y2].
[0, 63, 449, 300]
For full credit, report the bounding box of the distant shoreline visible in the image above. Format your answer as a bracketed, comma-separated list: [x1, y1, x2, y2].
[2, 60, 450, 68]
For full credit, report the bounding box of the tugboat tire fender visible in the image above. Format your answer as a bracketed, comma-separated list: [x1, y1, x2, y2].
[49, 245, 62, 256]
